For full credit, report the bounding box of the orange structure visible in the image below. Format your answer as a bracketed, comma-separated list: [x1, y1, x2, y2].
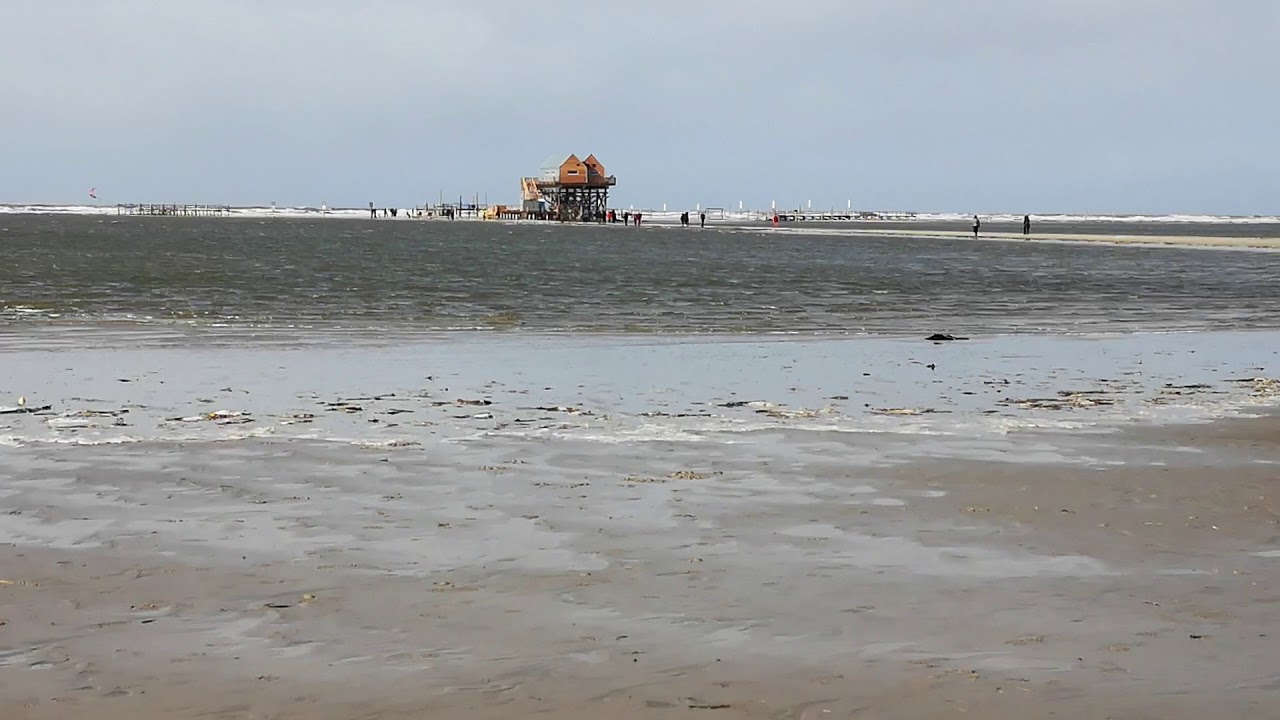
[522, 154, 616, 221]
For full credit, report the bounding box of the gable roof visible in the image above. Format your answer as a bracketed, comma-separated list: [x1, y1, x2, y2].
[583, 154, 606, 178]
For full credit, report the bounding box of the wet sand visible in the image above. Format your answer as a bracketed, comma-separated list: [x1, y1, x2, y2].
[3, 414, 1278, 719]
[755, 225, 1280, 250]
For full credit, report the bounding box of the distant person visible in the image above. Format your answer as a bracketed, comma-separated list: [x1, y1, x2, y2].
[390, 208, 398, 218]
[369, 202, 376, 219]
[772, 213, 779, 227]
[635, 212, 642, 226]
[623, 211, 631, 226]
[700, 212, 706, 228]
[972, 215, 981, 238]
[1023, 214, 1031, 235]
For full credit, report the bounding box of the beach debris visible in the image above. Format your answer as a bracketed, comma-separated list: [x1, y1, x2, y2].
[871, 407, 950, 416]
[167, 410, 252, 423]
[687, 702, 732, 710]
[1229, 377, 1280, 395]
[668, 470, 720, 480]
[430, 581, 478, 593]
[0, 579, 33, 586]
[754, 404, 836, 419]
[72, 408, 128, 417]
[1006, 635, 1045, 646]
[357, 440, 420, 450]
[625, 475, 669, 484]
[322, 401, 364, 413]
[278, 412, 316, 425]
[999, 392, 1114, 410]
[456, 398, 492, 406]
[42, 408, 131, 429]
[925, 333, 968, 342]
[0, 399, 51, 415]
[530, 405, 593, 415]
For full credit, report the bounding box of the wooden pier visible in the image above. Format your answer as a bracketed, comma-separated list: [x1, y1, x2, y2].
[117, 204, 232, 217]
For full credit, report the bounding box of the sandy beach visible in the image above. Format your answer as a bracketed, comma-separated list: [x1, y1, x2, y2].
[5, 2, 1278, 715]
[2, 418, 1278, 719]
[2, 332, 1278, 718]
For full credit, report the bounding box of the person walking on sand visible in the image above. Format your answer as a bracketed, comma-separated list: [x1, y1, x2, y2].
[972, 215, 981, 238]
[700, 212, 706, 228]
[1023, 214, 1031, 236]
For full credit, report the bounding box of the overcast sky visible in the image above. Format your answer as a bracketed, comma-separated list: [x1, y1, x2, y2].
[1, 1, 1276, 214]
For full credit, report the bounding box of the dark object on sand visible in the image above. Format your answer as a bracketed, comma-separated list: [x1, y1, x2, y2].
[925, 333, 968, 342]
[0, 404, 51, 414]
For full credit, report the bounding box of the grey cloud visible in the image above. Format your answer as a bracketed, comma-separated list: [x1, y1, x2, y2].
[1, 0, 1276, 213]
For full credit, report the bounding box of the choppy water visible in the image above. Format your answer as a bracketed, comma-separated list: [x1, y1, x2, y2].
[4, 215, 1280, 336]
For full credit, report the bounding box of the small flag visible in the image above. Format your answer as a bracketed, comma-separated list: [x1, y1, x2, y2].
[88, 187, 97, 199]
